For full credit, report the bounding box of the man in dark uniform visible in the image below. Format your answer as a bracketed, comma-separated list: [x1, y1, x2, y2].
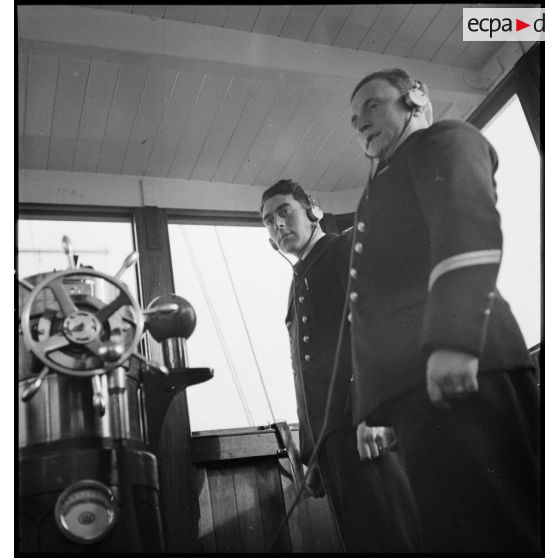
[347, 68, 541, 552]
[260, 179, 424, 552]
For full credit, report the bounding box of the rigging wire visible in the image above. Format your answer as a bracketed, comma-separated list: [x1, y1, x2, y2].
[214, 226, 278, 424]
[180, 226, 255, 426]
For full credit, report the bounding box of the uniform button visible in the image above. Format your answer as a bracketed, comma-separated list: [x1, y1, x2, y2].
[298, 296, 305, 303]
[487, 292, 496, 299]
[286, 321, 292, 328]
[350, 268, 357, 279]
[354, 242, 363, 254]
[304, 354, 311, 362]
[347, 312, 352, 322]
[357, 221, 366, 233]
[303, 335, 310, 343]
[484, 308, 491, 316]
[350, 292, 359, 302]
[350, 375, 354, 382]
[302, 316, 308, 323]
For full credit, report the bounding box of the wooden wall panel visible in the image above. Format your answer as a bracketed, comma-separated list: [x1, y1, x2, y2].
[47, 58, 89, 171]
[144, 71, 205, 178]
[233, 83, 307, 186]
[167, 74, 231, 179]
[121, 68, 178, 176]
[252, 5, 292, 37]
[96, 65, 149, 174]
[359, 4, 414, 54]
[197, 468, 217, 552]
[190, 77, 257, 182]
[23, 54, 58, 170]
[73, 61, 120, 173]
[213, 80, 283, 185]
[254, 85, 331, 188]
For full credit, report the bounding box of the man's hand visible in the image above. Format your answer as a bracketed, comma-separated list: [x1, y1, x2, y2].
[426, 348, 479, 410]
[356, 423, 397, 461]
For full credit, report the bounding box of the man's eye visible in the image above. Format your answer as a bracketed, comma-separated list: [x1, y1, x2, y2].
[367, 103, 378, 112]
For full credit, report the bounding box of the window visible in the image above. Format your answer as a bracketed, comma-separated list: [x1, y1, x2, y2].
[168, 223, 297, 432]
[18, 218, 138, 299]
[481, 95, 541, 348]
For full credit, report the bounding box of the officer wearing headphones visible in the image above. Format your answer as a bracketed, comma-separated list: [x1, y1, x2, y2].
[260, 179, 424, 552]
[348, 68, 540, 552]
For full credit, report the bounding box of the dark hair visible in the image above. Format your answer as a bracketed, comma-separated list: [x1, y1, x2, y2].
[260, 179, 312, 214]
[350, 68, 430, 102]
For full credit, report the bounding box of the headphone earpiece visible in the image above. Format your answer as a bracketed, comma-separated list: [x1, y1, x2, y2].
[404, 81, 428, 110]
[305, 194, 324, 223]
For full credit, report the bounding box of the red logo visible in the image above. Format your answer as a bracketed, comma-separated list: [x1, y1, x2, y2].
[516, 18, 530, 31]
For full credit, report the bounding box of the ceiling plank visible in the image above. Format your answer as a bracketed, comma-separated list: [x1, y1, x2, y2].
[280, 5, 324, 41]
[48, 58, 90, 171]
[333, 5, 382, 50]
[318, 135, 362, 192]
[18, 53, 29, 168]
[254, 84, 332, 188]
[223, 5, 262, 33]
[121, 68, 178, 176]
[454, 41, 503, 70]
[98, 5, 133, 14]
[144, 71, 205, 178]
[132, 5, 166, 19]
[73, 61, 120, 173]
[195, 5, 229, 27]
[163, 5, 197, 23]
[23, 54, 59, 170]
[408, 4, 469, 63]
[212, 80, 283, 185]
[233, 83, 307, 186]
[252, 5, 292, 36]
[167, 74, 232, 179]
[306, 4, 354, 46]
[383, 4, 442, 58]
[96, 64, 149, 174]
[332, 153, 369, 191]
[429, 15, 470, 66]
[18, 6, 487, 105]
[359, 4, 414, 53]
[190, 77, 257, 182]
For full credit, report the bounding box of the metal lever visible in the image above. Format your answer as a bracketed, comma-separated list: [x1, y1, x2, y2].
[143, 303, 180, 316]
[115, 251, 139, 280]
[132, 351, 168, 375]
[91, 375, 106, 416]
[21, 366, 50, 402]
[62, 235, 76, 269]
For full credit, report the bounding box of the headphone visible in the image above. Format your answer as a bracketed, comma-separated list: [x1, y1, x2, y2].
[403, 80, 428, 111]
[268, 193, 323, 252]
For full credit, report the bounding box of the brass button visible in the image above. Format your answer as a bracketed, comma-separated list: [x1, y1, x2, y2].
[304, 354, 311, 362]
[354, 242, 363, 254]
[347, 313, 352, 322]
[350, 376, 354, 382]
[350, 292, 359, 303]
[302, 316, 308, 323]
[357, 222, 366, 233]
[299, 296, 305, 303]
[286, 321, 292, 328]
[350, 268, 357, 279]
[484, 308, 491, 315]
[487, 292, 496, 299]
[303, 335, 310, 343]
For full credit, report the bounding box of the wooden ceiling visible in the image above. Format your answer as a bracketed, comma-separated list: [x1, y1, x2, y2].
[18, 5, 537, 199]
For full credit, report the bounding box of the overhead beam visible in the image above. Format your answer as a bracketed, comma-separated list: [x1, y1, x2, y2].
[17, 5, 486, 106]
[19, 170, 363, 215]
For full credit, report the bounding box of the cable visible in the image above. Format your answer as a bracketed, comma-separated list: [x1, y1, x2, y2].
[266, 230, 353, 553]
[214, 226, 277, 424]
[180, 227, 255, 426]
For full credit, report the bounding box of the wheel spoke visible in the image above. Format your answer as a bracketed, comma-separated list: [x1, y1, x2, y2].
[38, 333, 70, 355]
[48, 279, 78, 317]
[95, 292, 128, 324]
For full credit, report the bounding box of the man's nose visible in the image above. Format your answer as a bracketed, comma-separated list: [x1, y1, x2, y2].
[273, 216, 286, 229]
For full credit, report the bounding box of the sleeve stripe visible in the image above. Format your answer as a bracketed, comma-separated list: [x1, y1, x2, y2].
[428, 249, 502, 291]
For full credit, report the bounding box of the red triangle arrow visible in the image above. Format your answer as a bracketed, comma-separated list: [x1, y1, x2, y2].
[516, 18, 530, 31]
